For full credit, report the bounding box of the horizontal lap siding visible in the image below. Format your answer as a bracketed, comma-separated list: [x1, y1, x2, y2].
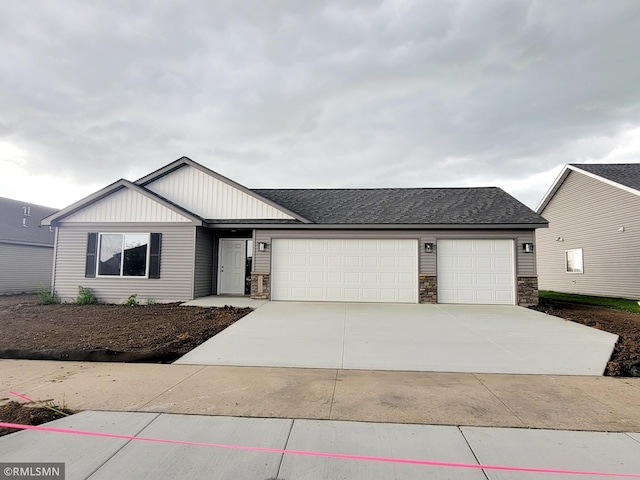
[53, 225, 195, 303]
[538, 171, 640, 298]
[0, 243, 53, 294]
[254, 229, 536, 276]
[194, 227, 214, 298]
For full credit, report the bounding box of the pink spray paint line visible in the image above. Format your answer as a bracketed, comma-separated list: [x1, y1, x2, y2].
[6, 392, 640, 478]
[2, 421, 640, 478]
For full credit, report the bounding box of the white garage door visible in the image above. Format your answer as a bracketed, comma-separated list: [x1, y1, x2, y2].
[271, 239, 418, 303]
[437, 239, 515, 305]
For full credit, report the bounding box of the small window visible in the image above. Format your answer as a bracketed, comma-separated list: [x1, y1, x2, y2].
[98, 233, 149, 277]
[565, 248, 583, 273]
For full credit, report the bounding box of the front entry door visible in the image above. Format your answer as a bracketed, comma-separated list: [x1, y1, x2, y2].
[218, 239, 246, 295]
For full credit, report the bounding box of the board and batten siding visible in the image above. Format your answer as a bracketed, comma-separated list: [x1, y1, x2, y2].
[254, 229, 536, 276]
[537, 170, 640, 299]
[145, 164, 294, 220]
[194, 227, 215, 298]
[0, 243, 54, 294]
[60, 188, 192, 223]
[53, 225, 195, 303]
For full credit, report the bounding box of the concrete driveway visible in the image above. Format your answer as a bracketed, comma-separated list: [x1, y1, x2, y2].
[175, 302, 617, 375]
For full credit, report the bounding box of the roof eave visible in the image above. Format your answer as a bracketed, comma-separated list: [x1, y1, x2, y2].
[206, 222, 548, 230]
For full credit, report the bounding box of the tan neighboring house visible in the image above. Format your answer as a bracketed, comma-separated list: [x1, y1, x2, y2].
[536, 163, 640, 299]
[0, 196, 58, 295]
[41, 156, 547, 306]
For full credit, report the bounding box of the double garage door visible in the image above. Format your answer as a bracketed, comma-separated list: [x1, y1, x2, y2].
[271, 239, 418, 303]
[270, 238, 515, 304]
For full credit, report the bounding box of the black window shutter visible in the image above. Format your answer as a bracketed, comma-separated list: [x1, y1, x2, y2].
[85, 233, 98, 278]
[149, 233, 162, 279]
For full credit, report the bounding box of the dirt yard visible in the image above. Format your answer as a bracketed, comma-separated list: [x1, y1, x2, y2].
[0, 401, 75, 437]
[0, 295, 252, 363]
[531, 299, 640, 376]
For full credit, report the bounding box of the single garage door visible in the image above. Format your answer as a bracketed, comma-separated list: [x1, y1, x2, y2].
[437, 239, 515, 304]
[271, 239, 418, 303]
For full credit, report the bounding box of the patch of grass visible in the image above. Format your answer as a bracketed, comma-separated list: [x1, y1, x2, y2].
[539, 290, 640, 313]
[36, 289, 60, 305]
[76, 286, 99, 305]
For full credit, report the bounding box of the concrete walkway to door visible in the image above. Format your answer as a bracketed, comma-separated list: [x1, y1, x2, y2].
[175, 302, 617, 375]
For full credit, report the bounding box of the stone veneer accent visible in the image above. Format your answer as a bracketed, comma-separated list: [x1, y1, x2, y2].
[517, 276, 538, 306]
[419, 275, 437, 304]
[250, 273, 270, 300]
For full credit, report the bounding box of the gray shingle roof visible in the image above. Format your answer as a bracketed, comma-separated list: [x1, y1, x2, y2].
[0, 197, 58, 245]
[571, 164, 640, 192]
[253, 187, 546, 225]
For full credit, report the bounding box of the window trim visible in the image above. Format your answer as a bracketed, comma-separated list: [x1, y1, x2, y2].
[96, 233, 151, 279]
[565, 248, 584, 274]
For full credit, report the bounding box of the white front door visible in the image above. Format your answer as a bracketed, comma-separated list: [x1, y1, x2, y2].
[218, 239, 246, 295]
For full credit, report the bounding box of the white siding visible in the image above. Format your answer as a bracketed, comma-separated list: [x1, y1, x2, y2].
[538, 170, 640, 298]
[145, 165, 294, 220]
[60, 188, 192, 223]
[53, 225, 195, 303]
[0, 243, 53, 294]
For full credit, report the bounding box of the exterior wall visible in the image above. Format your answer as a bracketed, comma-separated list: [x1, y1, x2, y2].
[145, 164, 294, 220]
[418, 275, 437, 304]
[52, 225, 195, 303]
[255, 229, 536, 276]
[254, 229, 538, 304]
[250, 273, 270, 300]
[517, 276, 538, 306]
[194, 227, 214, 298]
[61, 188, 191, 223]
[537, 170, 640, 299]
[0, 242, 53, 294]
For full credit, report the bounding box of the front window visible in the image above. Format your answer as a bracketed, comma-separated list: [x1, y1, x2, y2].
[565, 248, 583, 273]
[98, 233, 149, 277]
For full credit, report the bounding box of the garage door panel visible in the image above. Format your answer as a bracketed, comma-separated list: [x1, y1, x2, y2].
[272, 239, 418, 303]
[438, 239, 515, 305]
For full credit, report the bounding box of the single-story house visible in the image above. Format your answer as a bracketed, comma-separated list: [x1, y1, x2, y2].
[0, 196, 58, 295]
[536, 163, 640, 299]
[41, 157, 547, 305]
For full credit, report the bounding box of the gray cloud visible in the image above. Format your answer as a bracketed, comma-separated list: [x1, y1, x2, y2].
[2, 0, 640, 208]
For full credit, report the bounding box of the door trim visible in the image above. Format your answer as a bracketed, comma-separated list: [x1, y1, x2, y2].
[217, 238, 247, 295]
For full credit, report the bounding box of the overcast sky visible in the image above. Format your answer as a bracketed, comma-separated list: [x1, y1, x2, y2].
[2, 0, 640, 211]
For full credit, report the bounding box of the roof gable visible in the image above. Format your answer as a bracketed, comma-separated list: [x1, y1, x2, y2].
[537, 164, 640, 214]
[41, 180, 201, 226]
[137, 157, 309, 222]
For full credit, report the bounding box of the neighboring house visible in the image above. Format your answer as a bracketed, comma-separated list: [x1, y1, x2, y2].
[0, 196, 58, 295]
[536, 163, 640, 299]
[41, 157, 547, 305]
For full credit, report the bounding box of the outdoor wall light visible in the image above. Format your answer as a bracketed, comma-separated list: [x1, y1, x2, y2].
[424, 243, 435, 253]
[523, 243, 534, 253]
[258, 242, 268, 251]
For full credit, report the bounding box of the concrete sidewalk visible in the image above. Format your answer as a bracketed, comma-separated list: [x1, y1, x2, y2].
[2, 411, 640, 480]
[2, 360, 640, 432]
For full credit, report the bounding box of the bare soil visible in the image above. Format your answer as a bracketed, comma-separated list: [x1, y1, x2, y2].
[0, 295, 252, 363]
[0, 401, 75, 437]
[531, 299, 640, 376]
